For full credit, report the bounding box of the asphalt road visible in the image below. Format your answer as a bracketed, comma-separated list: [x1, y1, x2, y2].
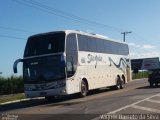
[1, 78, 160, 120]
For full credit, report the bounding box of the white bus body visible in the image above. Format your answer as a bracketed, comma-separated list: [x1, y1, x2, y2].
[13, 30, 131, 98]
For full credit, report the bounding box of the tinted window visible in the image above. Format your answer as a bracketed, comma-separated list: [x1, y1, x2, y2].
[66, 33, 77, 52]
[23, 55, 66, 83]
[112, 42, 119, 54]
[78, 34, 129, 55]
[104, 40, 112, 53]
[24, 32, 65, 57]
[66, 33, 78, 77]
[78, 34, 98, 52]
[116, 43, 129, 55]
[96, 39, 105, 53]
[78, 34, 89, 51]
[107, 41, 129, 55]
[123, 44, 129, 55]
[88, 37, 97, 52]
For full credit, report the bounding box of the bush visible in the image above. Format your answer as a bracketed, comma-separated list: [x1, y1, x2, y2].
[132, 71, 149, 80]
[0, 75, 24, 95]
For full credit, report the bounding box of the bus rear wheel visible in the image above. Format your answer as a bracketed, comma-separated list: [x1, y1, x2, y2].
[115, 77, 124, 90]
[79, 80, 88, 97]
[120, 77, 125, 89]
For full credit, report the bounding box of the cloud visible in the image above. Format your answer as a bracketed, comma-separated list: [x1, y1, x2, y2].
[141, 51, 160, 58]
[130, 51, 160, 59]
[128, 43, 156, 49]
[128, 42, 140, 48]
[127, 43, 159, 59]
[143, 45, 156, 49]
[128, 43, 135, 46]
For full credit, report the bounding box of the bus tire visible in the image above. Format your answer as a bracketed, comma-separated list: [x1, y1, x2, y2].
[115, 77, 122, 90]
[120, 76, 125, 89]
[79, 80, 88, 97]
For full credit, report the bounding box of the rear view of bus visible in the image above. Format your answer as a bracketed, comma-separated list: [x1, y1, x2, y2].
[13, 31, 68, 99]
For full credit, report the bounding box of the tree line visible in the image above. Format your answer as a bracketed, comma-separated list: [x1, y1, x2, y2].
[0, 76, 24, 95]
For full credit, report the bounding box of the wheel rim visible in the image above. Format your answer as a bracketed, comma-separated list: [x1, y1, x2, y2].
[81, 82, 87, 96]
[121, 79, 124, 88]
[117, 84, 120, 89]
[117, 79, 121, 89]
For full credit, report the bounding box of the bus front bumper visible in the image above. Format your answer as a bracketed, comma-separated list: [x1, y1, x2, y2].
[25, 87, 67, 98]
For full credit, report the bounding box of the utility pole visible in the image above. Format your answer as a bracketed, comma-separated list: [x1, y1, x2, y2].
[121, 31, 132, 42]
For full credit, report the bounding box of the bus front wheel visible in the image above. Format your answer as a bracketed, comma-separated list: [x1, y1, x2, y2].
[79, 80, 88, 97]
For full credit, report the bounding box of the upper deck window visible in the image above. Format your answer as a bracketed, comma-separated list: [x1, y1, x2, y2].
[24, 32, 65, 57]
[78, 34, 129, 55]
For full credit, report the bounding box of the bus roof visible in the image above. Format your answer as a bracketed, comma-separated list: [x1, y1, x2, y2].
[65, 30, 127, 45]
[29, 30, 127, 45]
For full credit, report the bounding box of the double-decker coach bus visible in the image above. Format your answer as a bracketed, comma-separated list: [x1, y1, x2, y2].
[13, 30, 131, 100]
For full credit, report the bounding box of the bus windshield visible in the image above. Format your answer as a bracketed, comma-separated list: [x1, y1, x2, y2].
[23, 54, 66, 83]
[23, 32, 66, 83]
[24, 32, 65, 57]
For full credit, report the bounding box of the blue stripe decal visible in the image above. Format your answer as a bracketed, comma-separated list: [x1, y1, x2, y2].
[108, 57, 130, 71]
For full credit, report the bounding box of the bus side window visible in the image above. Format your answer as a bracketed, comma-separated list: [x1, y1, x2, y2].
[66, 33, 78, 77]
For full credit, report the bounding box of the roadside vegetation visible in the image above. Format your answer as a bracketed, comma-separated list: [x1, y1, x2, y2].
[0, 93, 25, 103]
[0, 76, 25, 103]
[132, 71, 149, 80]
[0, 75, 24, 95]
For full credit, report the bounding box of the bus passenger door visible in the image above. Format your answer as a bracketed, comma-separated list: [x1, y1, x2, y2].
[66, 33, 78, 93]
[66, 33, 78, 77]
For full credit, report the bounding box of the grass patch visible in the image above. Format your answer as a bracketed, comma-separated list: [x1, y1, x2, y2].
[132, 71, 149, 80]
[0, 93, 26, 103]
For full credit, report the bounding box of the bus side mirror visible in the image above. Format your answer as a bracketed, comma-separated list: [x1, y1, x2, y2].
[13, 59, 23, 73]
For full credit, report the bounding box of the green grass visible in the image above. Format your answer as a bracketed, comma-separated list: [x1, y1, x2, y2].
[0, 93, 26, 103]
[132, 71, 149, 80]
